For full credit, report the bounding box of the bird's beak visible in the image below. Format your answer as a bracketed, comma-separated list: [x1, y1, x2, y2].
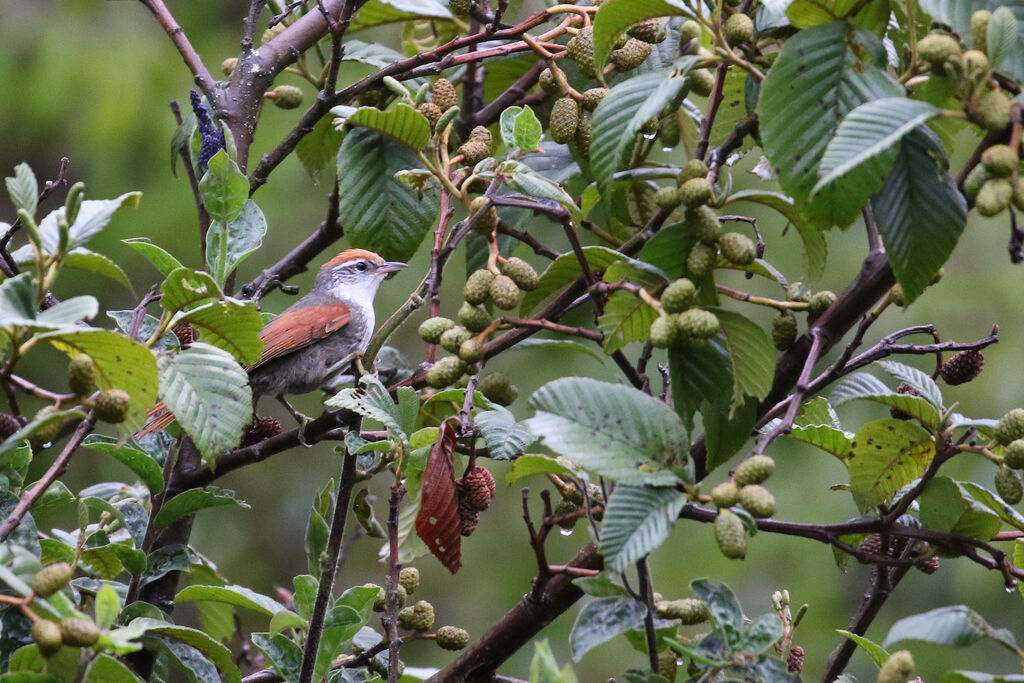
[378, 261, 407, 274]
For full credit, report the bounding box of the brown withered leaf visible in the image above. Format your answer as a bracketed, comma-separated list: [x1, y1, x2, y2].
[415, 422, 461, 573]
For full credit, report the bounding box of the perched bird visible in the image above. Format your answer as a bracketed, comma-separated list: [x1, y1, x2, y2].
[140, 248, 405, 438]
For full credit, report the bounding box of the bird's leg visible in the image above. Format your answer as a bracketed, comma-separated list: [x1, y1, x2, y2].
[353, 353, 372, 378]
[277, 395, 313, 447]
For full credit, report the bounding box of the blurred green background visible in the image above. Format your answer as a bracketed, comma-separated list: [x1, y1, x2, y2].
[2, 1, 1023, 680]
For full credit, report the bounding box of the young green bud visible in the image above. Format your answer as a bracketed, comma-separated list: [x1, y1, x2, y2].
[877, 650, 915, 683]
[94, 389, 131, 424]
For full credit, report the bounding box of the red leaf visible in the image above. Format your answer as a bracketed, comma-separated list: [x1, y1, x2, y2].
[415, 422, 461, 573]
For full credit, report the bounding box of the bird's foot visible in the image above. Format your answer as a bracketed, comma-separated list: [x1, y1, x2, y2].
[277, 395, 314, 448]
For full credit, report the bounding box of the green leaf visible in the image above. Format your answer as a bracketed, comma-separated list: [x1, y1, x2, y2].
[0, 409, 86, 460]
[95, 584, 122, 630]
[592, 0, 691, 73]
[154, 486, 249, 528]
[713, 309, 775, 409]
[475, 407, 535, 460]
[830, 372, 941, 428]
[786, 423, 853, 461]
[598, 485, 686, 571]
[505, 454, 579, 485]
[29, 480, 74, 516]
[690, 579, 744, 642]
[527, 377, 687, 486]
[41, 329, 158, 431]
[522, 246, 625, 314]
[326, 374, 410, 442]
[161, 267, 222, 313]
[514, 106, 543, 151]
[348, 0, 452, 31]
[0, 273, 39, 328]
[131, 619, 241, 683]
[591, 71, 686, 193]
[703, 397, 759, 474]
[812, 98, 940, 196]
[6, 163, 38, 216]
[958, 481, 1024, 533]
[340, 40, 430, 91]
[883, 605, 1012, 649]
[506, 338, 606, 364]
[668, 337, 732, 431]
[598, 290, 658, 354]
[174, 584, 286, 616]
[140, 635, 219, 683]
[81, 435, 163, 493]
[122, 238, 184, 276]
[876, 360, 943, 409]
[987, 7, 1019, 69]
[919, 477, 1001, 541]
[336, 128, 437, 262]
[847, 419, 935, 513]
[501, 160, 582, 222]
[251, 632, 302, 683]
[62, 249, 132, 290]
[573, 576, 630, 598]
[870, 127, 967, 304]
[85, 654, 144, 683]
[531, 639, 579, 683]
[157, 342, 251, 460]
[570, 596, 647, 662]
[199, 150, 248, 224]
[175, 299, 264, 366]
[295, 115, 345, 185]
[205, 199, 267, 288]
[757, 22, 902, 228]
[836, 630, 889, 668]
[37, 296, 99, 327]
[341, 104, 431, 151]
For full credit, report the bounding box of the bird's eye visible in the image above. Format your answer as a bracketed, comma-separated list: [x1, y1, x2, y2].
[355, 262, 368, 272]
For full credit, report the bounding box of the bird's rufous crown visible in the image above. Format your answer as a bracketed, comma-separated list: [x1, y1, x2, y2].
[323, 249, 386, 268]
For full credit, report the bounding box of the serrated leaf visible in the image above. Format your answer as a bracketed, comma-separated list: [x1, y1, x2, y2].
[122, 238, 184, 276]
[919, 476, 1001, 541]
[870, 127, 966, 304]
[847, 418, 935, 512]
[205, 199, 267, 288]
[668, 337, 732, 431]
[831, 372, 941, 428]
[522, 246, 625, 314]
[341, 104, 431, 151]
[504, 454, 578, 485]
[527, 377, 687, 486]
[713, 309, 775, 409]
[787, 423, 853, 460]
[131, 619, 241, 683]
[592, 0, 691, 73]
[157, 342, 251, 459]
[161, 267, 222, 313]
[348, 0, 452, 32]
[326, 374, 409, 442]
[295, 115, 344, 185]
[199, 150, 248, 224]
[758, 22, 902, 228]
[340, 40, 430, 91]
[813, 98, 940, 196]
[959, 481, 1024, 533]
[598, 290, 658, 354]
[876, 360, 943, 409]
[6, 163, 38, 216]
[82, 435, 164, 493]
[175, 298, 264, 366]
[591, 71, 686, 193]
[42, 329, 158, 431]
[154, 487, 248, 528]
[475, 407, 534, 460]
[336, 128, 437, 262]
[174, 584, 286, 616]
[598, 485, 686, 571]
[883, 605, 1008, 649]
[987, 6, 1019, 69]
[570, 596, 648, 662]
[513, 105, 543, 152]
[62, 249, 133, 290]
[501, 160, 582, 222]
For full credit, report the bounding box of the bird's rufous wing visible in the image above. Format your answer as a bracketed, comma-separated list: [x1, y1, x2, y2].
[251, 302, 351, 369]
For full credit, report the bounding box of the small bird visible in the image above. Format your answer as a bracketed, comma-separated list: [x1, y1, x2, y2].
[140, 248, 405, 438]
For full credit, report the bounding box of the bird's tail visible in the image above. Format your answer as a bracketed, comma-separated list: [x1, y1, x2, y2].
[137, 402, 176, 437]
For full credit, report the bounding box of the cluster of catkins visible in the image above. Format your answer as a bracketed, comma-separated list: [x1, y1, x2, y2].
[709, 455, 777, 559]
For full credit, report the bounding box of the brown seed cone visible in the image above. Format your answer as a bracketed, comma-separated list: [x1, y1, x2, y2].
[915, 554, 940, 574]
[456, 480, 482, 536]
[787, 645, 805, 674]
[461, 465, 495, 511]
[858, 533, 883, 560]
[889, 383, 920, 420]
[0, 413, 21, 439]
[939, 349, 985, 386]
[432, 78, 458, 112]
[242, 416, 283, 446]
[173, 324, 195, 347]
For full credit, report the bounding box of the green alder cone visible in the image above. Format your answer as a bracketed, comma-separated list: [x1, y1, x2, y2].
[501, 257, 539, 291]
[963, 164, 991, 199]
[427, 356, 467, 388]
[655, 598, 709, 624]
[725, 13, 754, 45]
[31, 562, 73, 597]
[419, 317, 455, 343]
[877, 650, 915, 683]
[687, 242, 718, 278]
[1004, 440, 1024, 469]
[567, 26, 597, 78]
[917, 33, 961, 69]
[436, 625, 471, 650]
[32, 619, 63, 657]
[432, 78, 457, 111]
[580, 87, 608, 112]
[653, 185, 681, 209]
[995, 466, 1023, 504]
[649, 315, 679, 349]
[270, 85, 303, 109]
[714, 509, 747, 559]
[399, 567, 420, 594]
[549, 97, 580, 143]
[574, 115, 592, 157]
[687, 205, 721, 244]
[464, 269, 494, 305]
[419, 102, 442, 128]
[457, 302, 491, 333]
[478, 372, 517, 406]
[677, 159, 708, 184]
[449, 0, 471, 16]
[970, 90, 1011, 132]
[808, 290, 837, 320]
[971, 10, 991, 53]
[676, 308, 720, 340]
[489, 274, 522, 310]
[981, 144, 1017, 177]
[629, 18, 664, 43]
[60, 617, 100, 647]
[733, 455, 775, 487]
[661, 278, 696, 314]
[738, 484, 776, 518]
[772, 311, 798, 350]
[32, 406, 62, 444]
[977, 178, 1013, 217]
[678, 20, 701, 47]
[539, 68, 561, 94]
[996, 408, 1024, 445]
[658, 649, 678, 682]
[658, 113, 681, 148]
[398, 600, 435, 632]
[710, 481, 739, 508]
[458, 338, 485, 363]
[719, 232, 756, 266]
[439, 325, 471, 354]
[678, 178, 713, 208]
[469, 196, 498, 235]
[611, 38, 653, 71]
[687, 69, 715, 97]
[67, 354, 95, 397]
